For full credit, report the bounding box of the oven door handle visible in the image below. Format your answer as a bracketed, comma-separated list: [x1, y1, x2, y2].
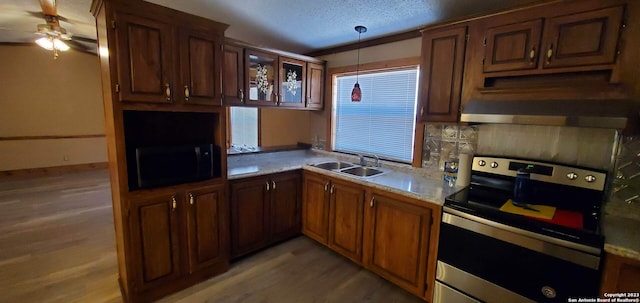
[442, 208, 601, 270]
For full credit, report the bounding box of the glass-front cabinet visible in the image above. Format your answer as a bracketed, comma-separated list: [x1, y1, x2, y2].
[245, 49, 278, 106]
[279, 57, 306, 108]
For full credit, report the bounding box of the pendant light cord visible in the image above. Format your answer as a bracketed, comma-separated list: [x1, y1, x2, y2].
[356, 31, 361, 83]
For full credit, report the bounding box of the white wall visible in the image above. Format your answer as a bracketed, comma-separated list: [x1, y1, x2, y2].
[0, 45, 107, 171]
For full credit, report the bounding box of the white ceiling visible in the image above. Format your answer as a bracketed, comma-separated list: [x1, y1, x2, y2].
[0, 0, 542, 54]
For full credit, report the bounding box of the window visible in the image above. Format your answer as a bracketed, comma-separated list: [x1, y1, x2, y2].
[229, 107, 259, 148]
[332, 67, 418, 163]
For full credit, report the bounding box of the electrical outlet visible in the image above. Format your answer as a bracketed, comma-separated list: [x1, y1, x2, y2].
[63, 155, 69, 161]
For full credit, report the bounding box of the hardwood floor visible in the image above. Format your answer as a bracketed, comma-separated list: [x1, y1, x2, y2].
[0, 169, 424, 303]
[0, 169, 120, 303]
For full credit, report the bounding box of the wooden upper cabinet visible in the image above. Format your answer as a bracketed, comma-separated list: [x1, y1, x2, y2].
[245, 49, 279, 106]
[113, 10, 225, 106]
[230, 176, 270, 258]
[364, 191, 432, 297]
[306, 62, 324, 109]
[179, 29, 222, 106]
[223, 44, 245, 106]
[484, 19, 542, 72]
[302, 172, 330, 244]
[418, 26, 466, 122]
[269, 172, 302, 242]
[328, 179, 364, 263]
[278, 57, 306, 108]
[542, 6, 623, 69]
[185, 185, 227, 274]
[129, 193, 181, 290]
[482, 5, 623, 74]
[114, 13, 173, 104]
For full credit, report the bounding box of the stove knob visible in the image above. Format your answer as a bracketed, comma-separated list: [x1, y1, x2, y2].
[567, 172, 578, 180]
[490, 162, 499, 168]
[478, 160, 486, 166]
[585, 175, 597, 183]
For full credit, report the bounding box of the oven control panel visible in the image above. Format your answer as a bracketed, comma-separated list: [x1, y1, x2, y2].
[472, 156, 606, 191]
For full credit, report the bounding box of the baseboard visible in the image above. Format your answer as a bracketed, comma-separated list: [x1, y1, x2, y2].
[0, 162, 108, 179]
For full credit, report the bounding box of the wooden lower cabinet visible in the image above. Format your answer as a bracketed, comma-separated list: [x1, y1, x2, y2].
[303, 171, 365, 263]
[270, 172, 302, 242]
[302, 172, 331, 243]
[363, 190, 434, 298]
[185, 185, 228, 273]
[230, 176, 269, 257]
[302, 171, 441, 301]
[129, 193, 182, 291]
[328, 179, 365, 263]
[127, 183, 229, 301]
[230, 171, 301, 258]
[600, 252, 640, 294]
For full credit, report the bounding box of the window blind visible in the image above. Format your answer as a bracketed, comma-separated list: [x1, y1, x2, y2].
[333, 67, 418, 163]
[230, 107, 258, 147]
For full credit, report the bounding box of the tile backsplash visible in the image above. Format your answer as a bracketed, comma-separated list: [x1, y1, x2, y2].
[422, 124, 478, 171]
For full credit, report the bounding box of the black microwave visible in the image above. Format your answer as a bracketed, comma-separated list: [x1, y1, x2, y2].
[132, 144, 221, 190]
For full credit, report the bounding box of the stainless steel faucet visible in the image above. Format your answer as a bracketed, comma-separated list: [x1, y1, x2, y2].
[372, 154, 380, 167]
[358, 154, 380, 167]
[358, 154, 366, 166]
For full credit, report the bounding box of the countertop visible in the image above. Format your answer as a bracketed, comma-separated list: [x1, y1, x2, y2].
[228, 149, 640, 261]
[228, 149, 460, 206]
[602, 196, 640, 261]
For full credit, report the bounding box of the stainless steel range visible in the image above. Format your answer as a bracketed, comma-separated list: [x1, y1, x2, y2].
[434, 156, 607, 303]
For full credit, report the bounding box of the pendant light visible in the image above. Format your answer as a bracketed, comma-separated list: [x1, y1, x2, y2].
[351, 25, 367, 102]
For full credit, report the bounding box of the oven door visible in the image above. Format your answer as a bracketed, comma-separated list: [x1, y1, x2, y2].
[436, 208, 602, 303]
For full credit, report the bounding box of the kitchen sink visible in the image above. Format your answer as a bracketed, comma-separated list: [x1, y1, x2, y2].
[341, 166, 385, 177]
[313, 162, 354, 170]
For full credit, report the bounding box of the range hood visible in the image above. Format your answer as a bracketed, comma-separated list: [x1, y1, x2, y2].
[460, 99, 636, 129]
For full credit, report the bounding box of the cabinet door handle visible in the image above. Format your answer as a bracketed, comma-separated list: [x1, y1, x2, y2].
[420, 106, 424, 117]
[370, 197, 375, 208]
[546, 44, 553, 65]
[529, 47, 536, 64]
[266, 181, 270, 191]
[189, 193, 194, 205]
[239, 89, 244, 103]
[184, 85, 190, 101]
[171, 196, 177, 211]
[272, 180, 276, 190]
[165, 83, 171, 101]
[330, 185, 334, 194]
[324, 182, 330, 192]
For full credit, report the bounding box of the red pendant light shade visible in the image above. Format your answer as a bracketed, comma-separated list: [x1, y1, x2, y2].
[351, 83, 362, 102]
[351, 25, 367, 102]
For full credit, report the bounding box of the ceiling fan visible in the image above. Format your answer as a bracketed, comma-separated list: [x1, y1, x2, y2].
[33, 0, 96, 58]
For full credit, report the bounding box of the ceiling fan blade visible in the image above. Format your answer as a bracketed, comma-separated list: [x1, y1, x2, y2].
[66, 39, 96, 54]
[71, 35, 97, 44]
[27, 11, 70, 23]
[40, 0, 58, 16]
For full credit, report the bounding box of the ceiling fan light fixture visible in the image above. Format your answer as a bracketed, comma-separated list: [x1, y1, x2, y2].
[36, 37, 54, 50]
[351, 25, 367, 102]
[53, 38, 70, 51]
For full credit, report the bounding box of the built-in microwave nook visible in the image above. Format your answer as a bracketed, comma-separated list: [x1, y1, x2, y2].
[122, 110, 222, 191]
